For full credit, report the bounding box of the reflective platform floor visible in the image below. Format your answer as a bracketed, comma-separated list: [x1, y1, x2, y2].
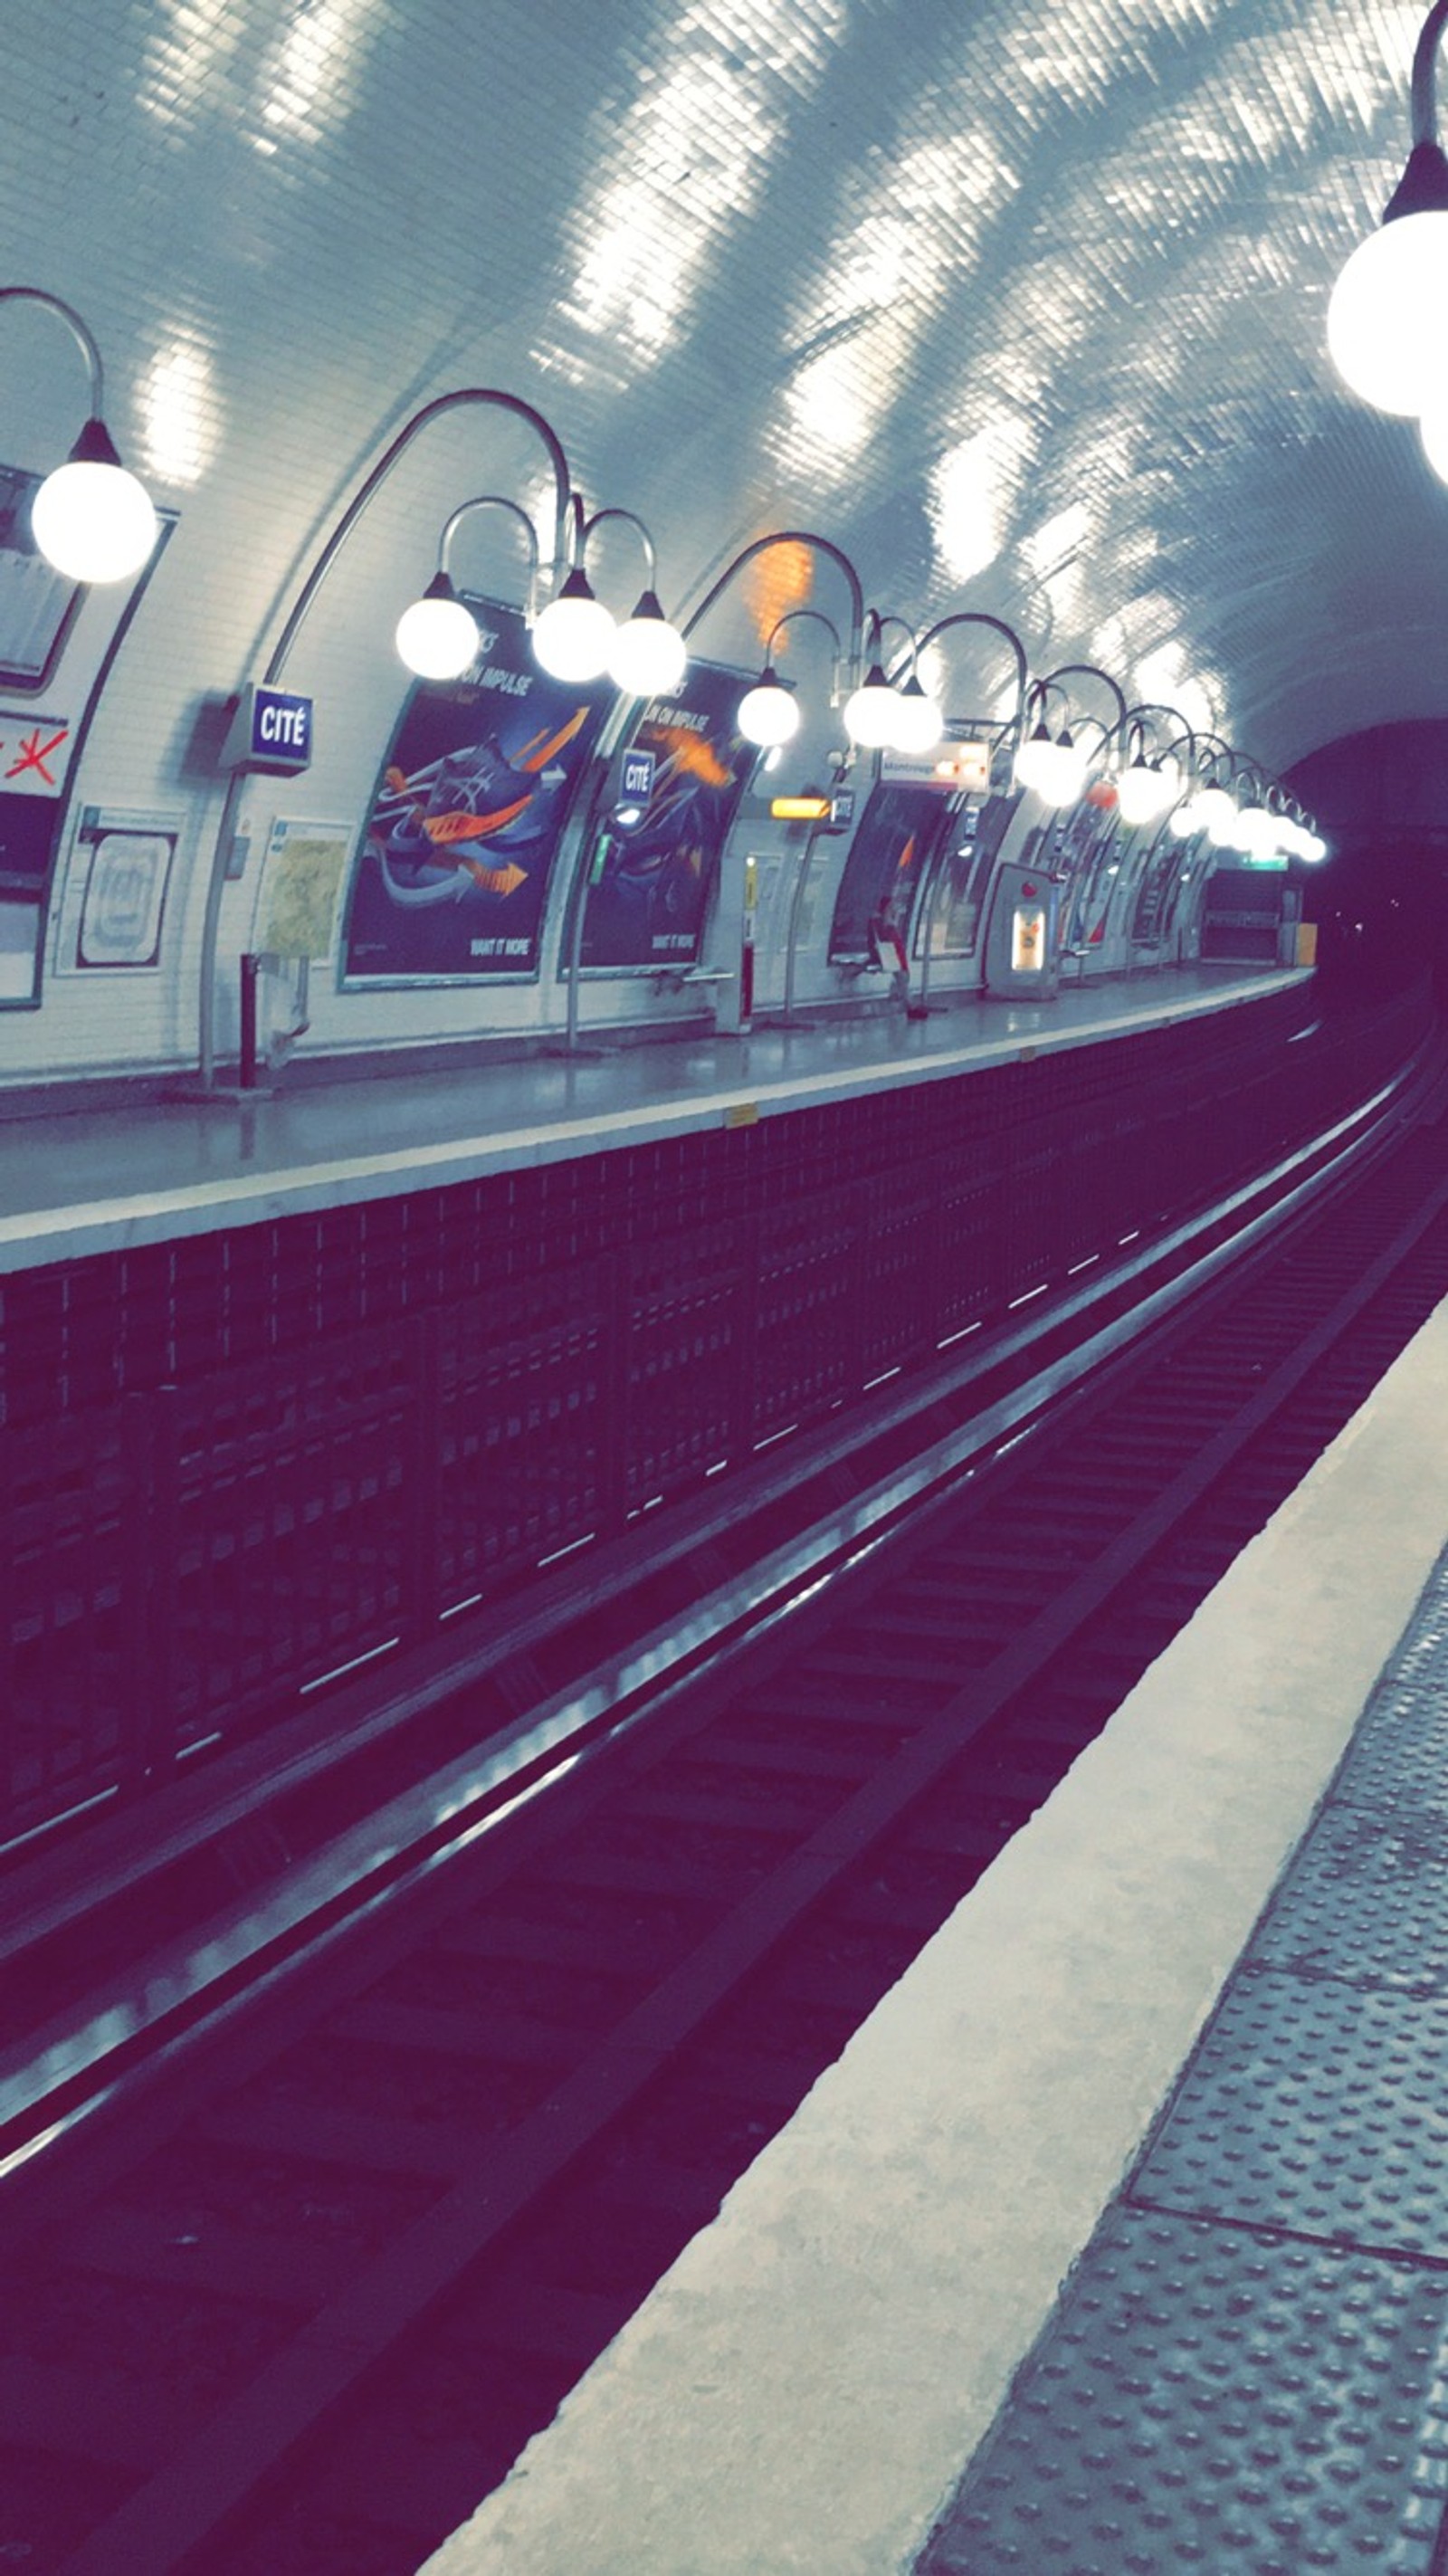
[0, 963, 1304, 1273]
[420, 1289, 1448, 2576]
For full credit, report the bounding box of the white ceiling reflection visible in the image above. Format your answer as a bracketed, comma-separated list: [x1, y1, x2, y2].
[5, 0, 1447, 772]
[137, 336, 218, 488]
[546, 0, 849, 377]
[251, 0, 378, 156]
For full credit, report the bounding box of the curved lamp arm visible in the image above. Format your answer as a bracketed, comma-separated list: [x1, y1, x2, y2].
[1391, 0, 1448, 191]
[1068, 711, 1117, 759]
[1024, 677, 1062, 723]
[579, 502, 658, 588]
[766, 606, 844, 700]
[1118, 700, 1191, 753]
[0, 284, 105, 415]
[438, 493, 541, 620]
[914, 609, 1029, 737]
[1165, 726, 1234, 783]
[767, 606, 844, 657]
[262, 386, 573, 685]
[1412, 0, 1448, 150]
[681, 530, 866, 682]
[872, 611, 920, 673]
[1038, 662, 1129, 733]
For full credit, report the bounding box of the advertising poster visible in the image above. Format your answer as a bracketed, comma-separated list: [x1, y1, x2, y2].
[1055, 796, 1118, 945]
[1062, 804, 1126, 949]
[342, 598, 609, 983]
[828, 780, 955, 963]
[577, 662, 755, 971]
[1131, 824, 1181, 945]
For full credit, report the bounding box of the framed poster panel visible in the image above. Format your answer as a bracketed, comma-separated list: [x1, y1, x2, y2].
[1054, 795, 1118, 947]
[1131, 821, 1183, 944]
[576, 661, 756, 972]
[53, 806, 181, 971]
[341, 597, 610, 984]
[78, 820, 176, 967]
[917, 791, 1018, 959]
[253, 817, 352, 960]
[828, 780, 955, 963]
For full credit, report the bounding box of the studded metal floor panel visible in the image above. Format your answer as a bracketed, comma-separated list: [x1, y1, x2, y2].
[919, 1552, 1448, 2576]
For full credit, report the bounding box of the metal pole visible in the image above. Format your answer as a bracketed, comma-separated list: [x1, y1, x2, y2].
[916, 835, 950, 1015]
[563, 774, 605, 1055]
[782, 825, 823, 1025]
[238, 952, 260, 1090]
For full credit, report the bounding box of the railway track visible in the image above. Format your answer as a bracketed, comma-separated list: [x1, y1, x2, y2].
[5, 1053, 1448, 2575]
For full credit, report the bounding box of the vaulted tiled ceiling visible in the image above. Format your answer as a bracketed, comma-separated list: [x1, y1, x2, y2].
[4, 0, 1443, 774]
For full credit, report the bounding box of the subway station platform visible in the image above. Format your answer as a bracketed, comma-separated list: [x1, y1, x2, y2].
[418, 1281, 1448, 2574]
[0, 963, 1307, 1275]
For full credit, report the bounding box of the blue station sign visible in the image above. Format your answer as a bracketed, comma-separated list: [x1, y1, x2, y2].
[221, 683, 314, 776]
[620, 748, 657, 802]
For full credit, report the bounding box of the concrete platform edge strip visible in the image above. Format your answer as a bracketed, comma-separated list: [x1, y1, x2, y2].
[416, 1289, 1448, 2576]
[0, 968, 1304, 1274]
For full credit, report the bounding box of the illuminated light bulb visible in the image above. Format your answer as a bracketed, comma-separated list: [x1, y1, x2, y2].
[891, 676, 942, 756]
[395, 574, 480, 680]
[1168, 789, 1209, 837]
[1014, 720, 1055, 795]
[737, 667, 800, 748]
[531, 567, 616, 682]
[1016, 716, 1088, 806]
[608, 588, 687, 697]
[1034, 731, 1090, 809]
[1117, 753, 1179, 828]
[31, 418, 157, 584]
[1196, 783, 1236, 843]
[1328, 194, 1448, 417]
[1421, 398, 1448, 481]
[1045, 749, 1090, 807]
[843, 661, 903, 749]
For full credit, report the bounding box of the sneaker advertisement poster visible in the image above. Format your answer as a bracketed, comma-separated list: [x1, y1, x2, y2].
[342, 598, 610, 983]
[576, 662, 755, 972]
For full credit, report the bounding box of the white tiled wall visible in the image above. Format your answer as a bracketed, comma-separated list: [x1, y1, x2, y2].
[0, 0, 1429, 1081]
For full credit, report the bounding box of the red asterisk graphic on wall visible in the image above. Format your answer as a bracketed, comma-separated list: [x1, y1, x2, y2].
[5, 725, 69, 785]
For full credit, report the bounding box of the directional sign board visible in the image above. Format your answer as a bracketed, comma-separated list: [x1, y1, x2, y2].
[221, 683, 314, 776]
[620, 748, 656, 802]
